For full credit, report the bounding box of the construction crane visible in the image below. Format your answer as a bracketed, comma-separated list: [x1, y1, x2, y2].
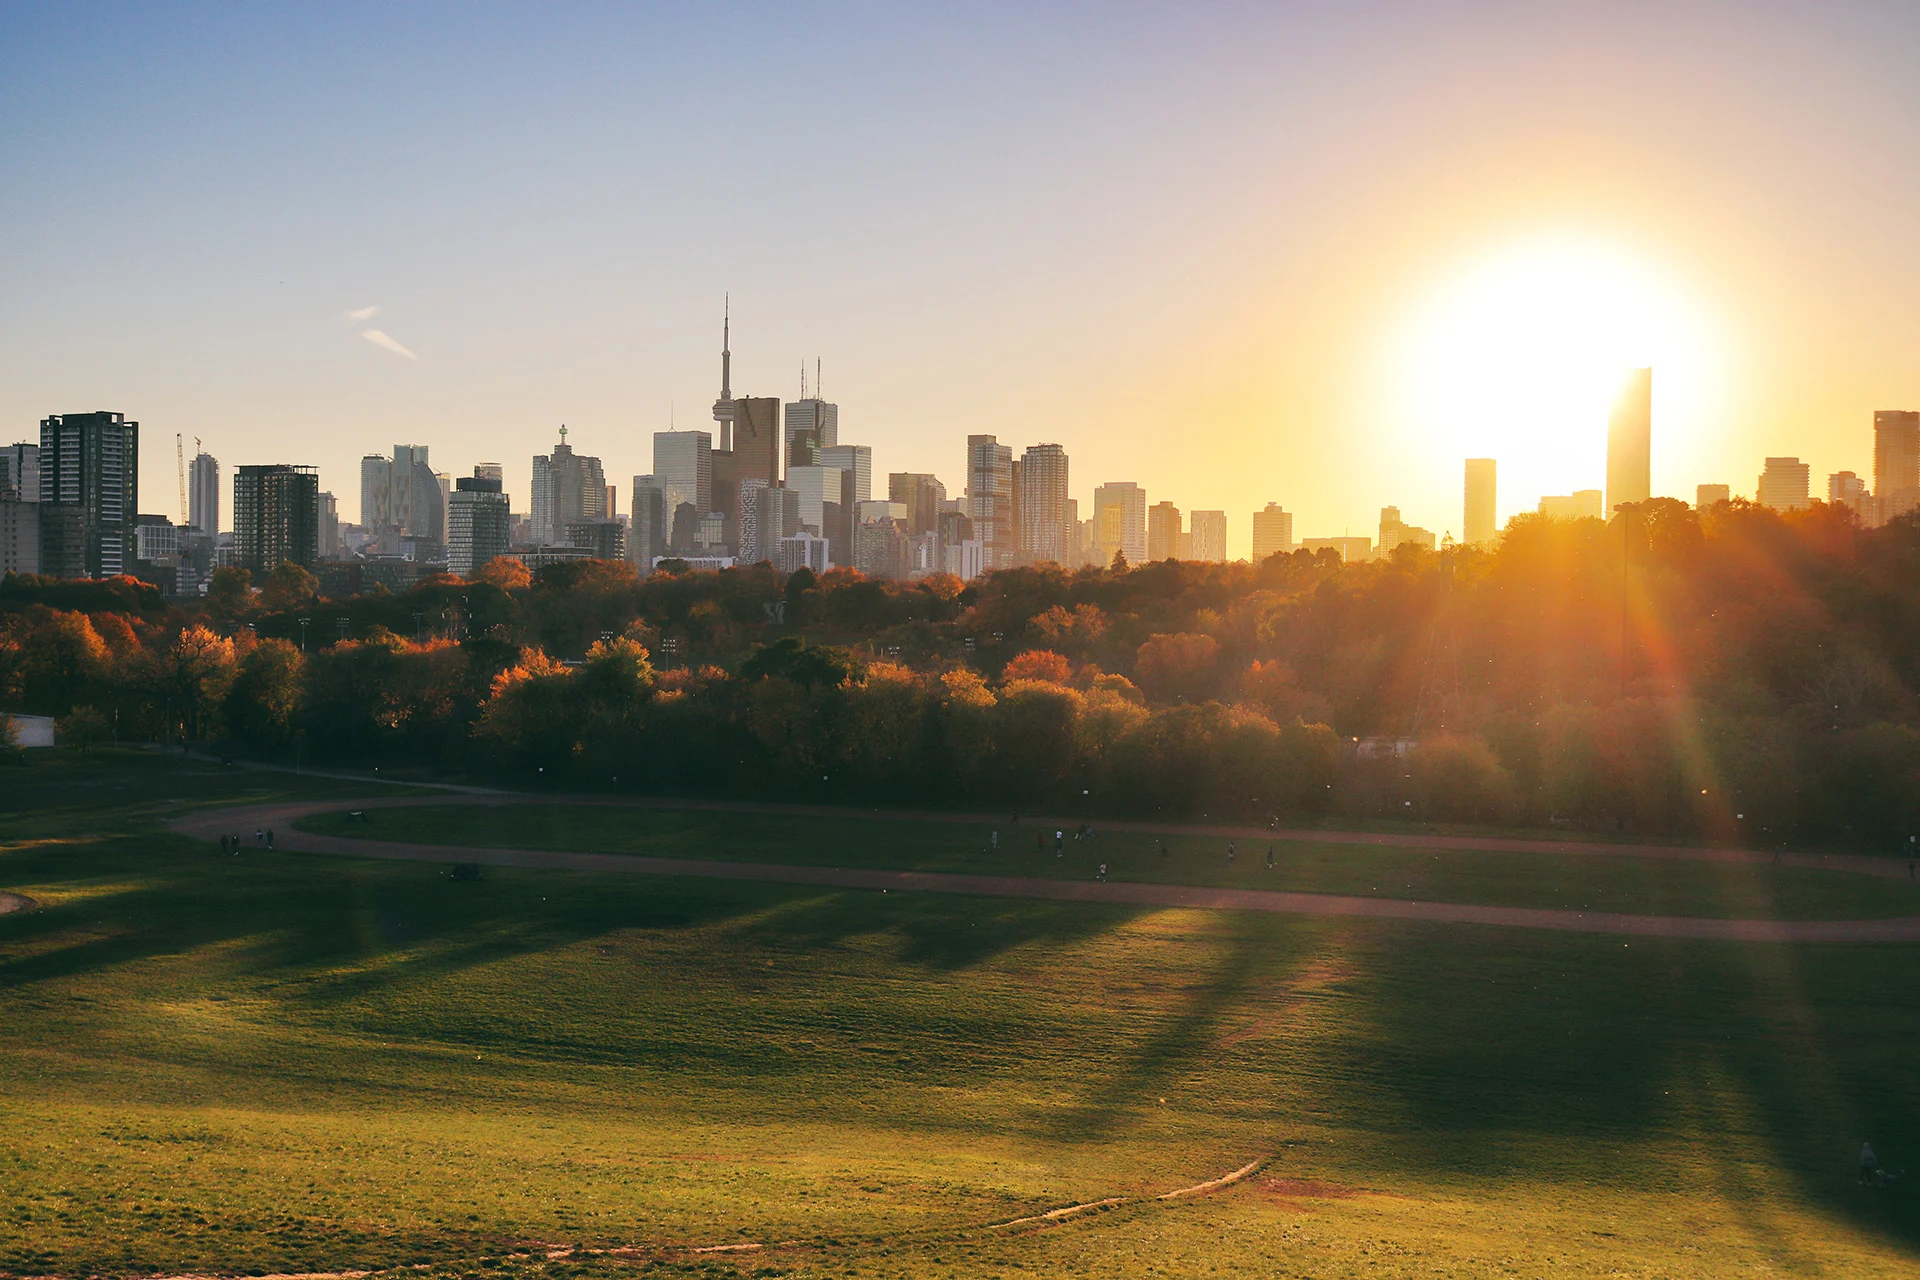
[176, 434, 187, 527]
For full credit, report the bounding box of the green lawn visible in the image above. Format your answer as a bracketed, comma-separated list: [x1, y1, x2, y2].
[0, 753, 1916, 1278]
[300, 802, 1920, 920]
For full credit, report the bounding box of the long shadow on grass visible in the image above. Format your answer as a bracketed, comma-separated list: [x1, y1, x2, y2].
[1321, 923, 1920, 1254]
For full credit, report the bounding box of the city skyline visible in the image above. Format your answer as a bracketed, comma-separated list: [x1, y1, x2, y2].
[6, 6, 1920, 557]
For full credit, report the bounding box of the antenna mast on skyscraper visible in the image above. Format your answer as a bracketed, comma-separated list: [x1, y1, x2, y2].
[176, 434, 187, 525]
[816, 357, 822, 402]
[720, 294, 731, 401]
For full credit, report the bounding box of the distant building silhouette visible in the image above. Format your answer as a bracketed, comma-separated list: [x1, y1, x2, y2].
[966, 436, 1015, 569]
[1695, 483, 1731, 509]
[1, 442, 39, 504]
[817, 444, 872, 504]
[189, 451, 220, 536]
[1463, 458, 1496, 547]
[1147, 500, 1183, 561]
[1607, 367, 1652, 513]
[888, 472, 946, 536]
[39, 411, 138, 578]
[447, 474, 510, 576]
[1378, 506, 1435, 553]
[234, 464, 319, 572]
[1538, 490, 1603, 521]
[1874, 409, 1919, 523]
[1251, 503, 1293, 563]
[1015, 444, 1070, 566]
[629, 478, 668, 571]
[1757, 457, 1811, 511]
[526, 431, 606, 551]
[652, 430, 712, 525]
[1092, 481, 1146, 565]
[1829, 471, 1868, 513]
[1189, 510, 1226, 563]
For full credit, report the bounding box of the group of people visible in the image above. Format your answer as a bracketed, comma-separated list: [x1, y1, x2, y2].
[216, 829, 275, 854]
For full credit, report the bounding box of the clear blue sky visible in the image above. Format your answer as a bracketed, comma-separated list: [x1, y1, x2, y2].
[4, 2, 1919, 548]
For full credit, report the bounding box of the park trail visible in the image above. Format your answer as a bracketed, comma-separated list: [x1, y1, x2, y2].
[167, 793, 1920, 943]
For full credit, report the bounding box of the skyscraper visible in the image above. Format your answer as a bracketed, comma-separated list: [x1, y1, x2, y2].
[233, 464, 319, 572]
[530, 429, 608, 545]
[447, 474, 510, 576]
[1538, 491, 1604, 520]
[738, 479, 798, 567]
[1829, 471, 1868, 512]
[629, 478, 668, 572]
[786, 464, 844, 534]
[1091, 482, 1146, 566]
[1695, 484, 1731, 509]
[1251, 503, 1293, 563]
[317, 491, 339, 559]
[188, 451, 220, 536]
[1, 443, 38, 502]
[1147, 500, 1183, 562]
[653, 430, 713, 520]
[1874, 409, 1920, 522]
[785, 397, 839, 471]
[966, 435, 1015, 569]
[1014, 444, 1070, 566]
[1757, 457, 1811, 511]
[888, 473, 946, 536]
[817, 444, 872, 504]
[1189, 511, 1226, 563]
[1379, 506, 1435, 553]
[1463, 458, 1497, 547]
[1606, 368, 1652, 514]
[39, 411, 138, 579]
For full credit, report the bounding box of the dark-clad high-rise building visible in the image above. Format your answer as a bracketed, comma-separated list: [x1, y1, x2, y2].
[234, 464, 320, 571]
[39, 411, 138, 579]
[1606, 368, 1652, 514]
[189, 451, 220, 536]
[448, 474, 510, 576]
[1874, 409, 1919, 523]
[3, 442, 41, 502]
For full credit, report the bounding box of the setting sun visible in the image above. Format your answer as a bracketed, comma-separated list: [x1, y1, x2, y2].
[1389, 237, 1727, 512]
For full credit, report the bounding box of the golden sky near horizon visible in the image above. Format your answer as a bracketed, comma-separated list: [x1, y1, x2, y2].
[3, 4, 1917, 552]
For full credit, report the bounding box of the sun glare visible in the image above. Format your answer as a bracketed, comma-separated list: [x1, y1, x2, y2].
[1390, 238, 1724, 508]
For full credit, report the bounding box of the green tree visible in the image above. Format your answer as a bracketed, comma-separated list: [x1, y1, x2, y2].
[226, 638, 306, 749]
[260, 560, 320, 612]
[206, 566, 254, 628]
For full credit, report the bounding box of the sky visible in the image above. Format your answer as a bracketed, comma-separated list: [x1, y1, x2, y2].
[4, 1, 1919, 553]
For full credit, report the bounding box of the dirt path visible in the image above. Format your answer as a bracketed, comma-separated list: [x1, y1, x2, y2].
[167, 795, 1920, 943]
[0, 891, 37, 916]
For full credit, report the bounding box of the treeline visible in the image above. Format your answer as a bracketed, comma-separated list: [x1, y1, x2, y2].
[4, 497, 1920, 845]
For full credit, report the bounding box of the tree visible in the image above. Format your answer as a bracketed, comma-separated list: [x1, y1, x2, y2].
[206, 566, 254, 628]
[227, 638, 306, 749]
[140, 625, 238, 742]
[474, 556, 531, 590]
[260, 561, 320, 612]
[1133, 632, 1223, 703]
[739, 636, 855, 689]
[57, 706, 112, 755]
[1003, 649, 1073, 684]
[15, 610, 110, 715]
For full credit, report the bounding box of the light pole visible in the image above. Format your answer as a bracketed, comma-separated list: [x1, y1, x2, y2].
[298, 617, 310, 652]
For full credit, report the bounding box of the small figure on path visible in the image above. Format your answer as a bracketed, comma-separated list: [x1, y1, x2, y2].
[1861, 1141, 1879, 1185]
[1055, 830, 1064, 856]
[1097, 862, 1107, 882]
[1266, 845, 1274, 869]
[1227, 842, 1236, 865]
[990, 830, 999, 851]
[1159, 839, 1167, 858]
[254, 828, 264, 846]
[267, 830, 275, 850]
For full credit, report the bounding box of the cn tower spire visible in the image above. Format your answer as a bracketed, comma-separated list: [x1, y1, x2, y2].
[720, 294, 732, 401]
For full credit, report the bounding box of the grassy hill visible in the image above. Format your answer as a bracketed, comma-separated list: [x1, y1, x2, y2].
[0, 751, 1915, 1278]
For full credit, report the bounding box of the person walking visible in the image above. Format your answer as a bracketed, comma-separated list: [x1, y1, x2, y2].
[1056, 830, 1064, 857]
[1861, 1141, 1879, 1185]
[1097, 862, 1107, 882]
[1227, 842, 1236, 865]
[990, 830, 999, 852]
[254, 828, 264, 847]
[1266, 844, 1274, 869]
[1159, 839, 1168, 858]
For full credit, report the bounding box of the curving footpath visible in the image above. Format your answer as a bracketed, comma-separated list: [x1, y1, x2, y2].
[168, 794, 1920, 944]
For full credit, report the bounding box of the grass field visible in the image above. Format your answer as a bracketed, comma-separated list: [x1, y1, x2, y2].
[1, 751, 1917, 1278]
[301, 801, 1920, 920]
